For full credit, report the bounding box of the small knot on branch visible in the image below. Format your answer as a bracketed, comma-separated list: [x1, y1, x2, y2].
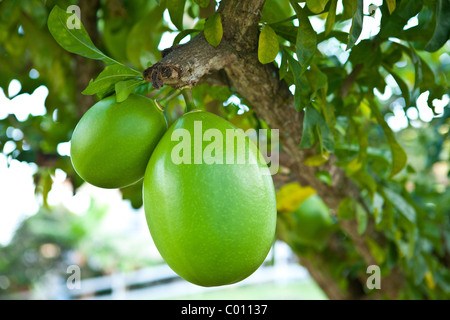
[143, 64, 182, 89]
[143, 44, 184, 89]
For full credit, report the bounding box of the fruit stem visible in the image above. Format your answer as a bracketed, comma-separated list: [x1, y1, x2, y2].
[155, 100, 164, 112]
[159, 88, 182, 105]
[181, 87, 195, 113]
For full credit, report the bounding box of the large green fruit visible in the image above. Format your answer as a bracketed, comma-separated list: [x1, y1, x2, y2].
[70, 94, 167, 189]
[143, 111, 277, 287]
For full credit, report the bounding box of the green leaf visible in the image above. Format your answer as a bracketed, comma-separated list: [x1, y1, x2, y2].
[356, 120, 368, 161]
[306, 0, 329, 14]
[352, 170, 377, 199]
[304, 152, 329, 166]
[270, 23, 297, 44]
[356, 202, 368, 235]
[408, 45, 436, 94]
[37, 169, 53, 209]
[317, 30, 350, 44]
[47, 5, 118, 65]
[294, 75, 312, 110]
[204, 13, 223, 47]
[121, 180, 143, 209]
[306, 65, 328, 101]
[337, 197, 355, 220]
[258, 25, 279, 64]
[383, 188, 416, 224]
[412, 253, 427, 285]
[300, 104, 335, 152]
[194, 0, 210, 8]
[316, 171, 333, 186]
[300, 105, 321, 148]
[291, 0, 317, 75]
[342, 0, 358, 20]
[325, 0, 338, 36]
[368, 100, 407, 178]
[385, 0, 396, 14]
[349, 39, 381, 67]
[115, 79, 145, 103]
[391, 42, 435, 94]
[279, 49, 289, 80]
[379, 0, 423, 39]
[283, 50, 312, 109]
[261, 0, 294, 24]
[347, 0, 364, 50]
[424, 0, 450, 52]
[372, 192, 385, 226]
[376, 199, 395, 230]
[134, 82, 154, 96]
[382, 63, 411, 107]
[366, 237, 386, 264]
[82, 64, 142, 98]
[126, 9, 167, 68]
[168, 0, 186, 30]
[174, 29, 201, 45]
[338, 197, 367, 234]
[407, 228, 418, 259]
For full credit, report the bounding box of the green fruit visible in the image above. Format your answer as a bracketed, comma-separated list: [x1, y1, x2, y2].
[143, 111, 277, 287]
[70, 94, 167, 189]
[291, 194, 334, 248]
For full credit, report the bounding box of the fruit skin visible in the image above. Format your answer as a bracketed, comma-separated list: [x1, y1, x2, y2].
[290, 194, 334, 250]
[143, 111, 277, 287]
[70, 94, 167, 189]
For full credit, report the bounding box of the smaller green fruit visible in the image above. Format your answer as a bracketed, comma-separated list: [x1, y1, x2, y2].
[291, 194, 334, 249]
[70, 94, 167, 189]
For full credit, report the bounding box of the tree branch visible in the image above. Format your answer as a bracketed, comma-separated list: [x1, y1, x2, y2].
[144, 34, 236, 89]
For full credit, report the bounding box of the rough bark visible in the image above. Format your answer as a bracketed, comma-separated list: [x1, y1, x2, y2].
[143, 0, 403, 299]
